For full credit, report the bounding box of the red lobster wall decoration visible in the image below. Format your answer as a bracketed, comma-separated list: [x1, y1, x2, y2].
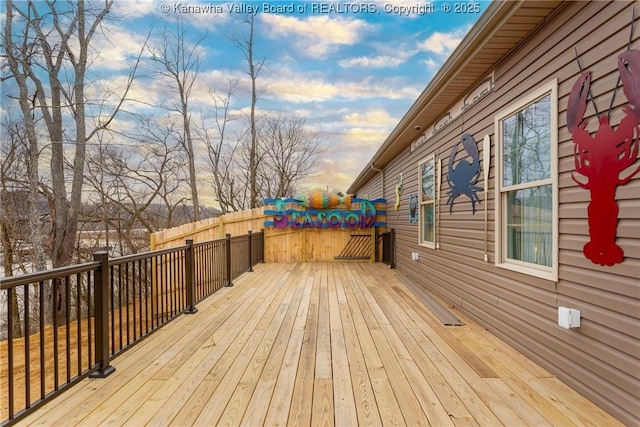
[568, 42, 640, 266]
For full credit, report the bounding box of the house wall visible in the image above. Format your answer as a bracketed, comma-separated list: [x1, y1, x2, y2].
[356, 169, 384, 201]
[361, 2, 639, 424]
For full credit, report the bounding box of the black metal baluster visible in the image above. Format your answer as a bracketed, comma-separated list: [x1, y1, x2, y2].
[110, 265, 115, 355]
[118, 264, 123, 350]
[39, 281, 45, 399]
[87, 272, 93, 368]
[24, 284, 30, 408]
[125, 262, 130, 346]
[77, 273, 82, 376]
[65, 275, 71, 383]
[7, 287, 14, 419]
[52, 279, 59, 390]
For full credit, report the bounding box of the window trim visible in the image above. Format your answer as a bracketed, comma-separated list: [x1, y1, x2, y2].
[494, 79, 559, 281]
[418, 154, 436, 249]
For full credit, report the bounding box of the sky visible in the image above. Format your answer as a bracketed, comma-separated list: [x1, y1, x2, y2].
[3, 0, 489, 207]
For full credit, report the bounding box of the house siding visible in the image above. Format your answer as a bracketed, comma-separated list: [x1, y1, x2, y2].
[355, 2, 639, 424]
[357, 170, 384, 201]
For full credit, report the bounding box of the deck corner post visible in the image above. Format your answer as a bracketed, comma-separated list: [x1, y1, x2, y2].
[91, 251, 116, 378]
[247, 230, 253, 272]
[184, 239, 198, 314]
[226, 233, 233, 287]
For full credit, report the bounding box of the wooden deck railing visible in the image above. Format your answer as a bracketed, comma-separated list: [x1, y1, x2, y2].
[0, 231, 264, 426]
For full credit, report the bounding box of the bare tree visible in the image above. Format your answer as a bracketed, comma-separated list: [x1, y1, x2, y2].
[257, 115, 324, 198]
[201, 79, 244, 213]
[3, 1, 47, 272]
[1, 118, 28, 337]
[231, 14, 266, 208]
[3, 0, 144, 268]
[83, 114, 190, 254]
[148, 18, 204, 221]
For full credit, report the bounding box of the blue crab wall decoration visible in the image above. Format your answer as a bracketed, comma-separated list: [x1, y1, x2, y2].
[446, 133, 482, 214]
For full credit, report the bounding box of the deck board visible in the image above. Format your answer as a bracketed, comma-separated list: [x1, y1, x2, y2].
[14, 262, 623, 427]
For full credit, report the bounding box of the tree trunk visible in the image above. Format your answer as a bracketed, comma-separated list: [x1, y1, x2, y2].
[248, 16, 258, 208]
[183, 107, 200, 221]
[4, 0, 48, 273]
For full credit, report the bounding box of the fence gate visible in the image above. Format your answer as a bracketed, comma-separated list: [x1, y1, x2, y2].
[380, 229, 395, 268]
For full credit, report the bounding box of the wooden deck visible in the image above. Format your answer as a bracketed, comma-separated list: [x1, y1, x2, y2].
[15, 262, 620, 426]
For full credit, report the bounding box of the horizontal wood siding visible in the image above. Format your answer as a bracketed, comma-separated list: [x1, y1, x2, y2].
[356, 170, 384, 200]
[374, 2, 639, 425]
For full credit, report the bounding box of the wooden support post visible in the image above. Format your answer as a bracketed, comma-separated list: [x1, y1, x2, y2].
[90, 251, 115, 378]
[184, 239, 198, 314]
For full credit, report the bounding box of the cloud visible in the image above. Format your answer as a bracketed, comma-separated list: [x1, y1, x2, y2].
[89, 26, 150, 72]
[305, 157, 365, 193]
[261, 67, 421, 104]
[113, 0, 231, 29]
[343, 109, 398, 127]
[343, 127, 391, 146]
[338, 55, 407, 68]
[261, 14, 373, 59]
[112, 0, 159, 18]
[421, 57, 439, 70]
[418, 28, 469, 55]
[337, 25, 468, 70]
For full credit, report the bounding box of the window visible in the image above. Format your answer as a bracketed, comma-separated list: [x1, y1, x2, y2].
[419, 154, 436, 248]
[495, 79, 558, 281]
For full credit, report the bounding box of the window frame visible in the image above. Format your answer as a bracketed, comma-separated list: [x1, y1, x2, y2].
[418, 153, 436, 249]
[494, 79, 559, 281]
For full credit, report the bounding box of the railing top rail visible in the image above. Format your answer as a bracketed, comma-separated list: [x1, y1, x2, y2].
[192, 236, 227, 250]
[1, 230, 263, 287]
[108, 244, 190, 266]
[0, 261, 100, 289]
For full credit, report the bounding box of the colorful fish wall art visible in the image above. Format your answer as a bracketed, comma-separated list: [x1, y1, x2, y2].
[295, 190, 352, 209]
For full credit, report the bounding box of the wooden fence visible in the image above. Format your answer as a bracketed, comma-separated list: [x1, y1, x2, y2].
[150, 203, 387, 263]
[150, 208, 267, 250]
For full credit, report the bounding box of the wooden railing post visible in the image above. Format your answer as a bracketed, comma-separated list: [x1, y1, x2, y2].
[226, 233, 233, 287]
[184, 239, 198, 314]
[90, 251, 115, 378]
[247, 231, 253, 272]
